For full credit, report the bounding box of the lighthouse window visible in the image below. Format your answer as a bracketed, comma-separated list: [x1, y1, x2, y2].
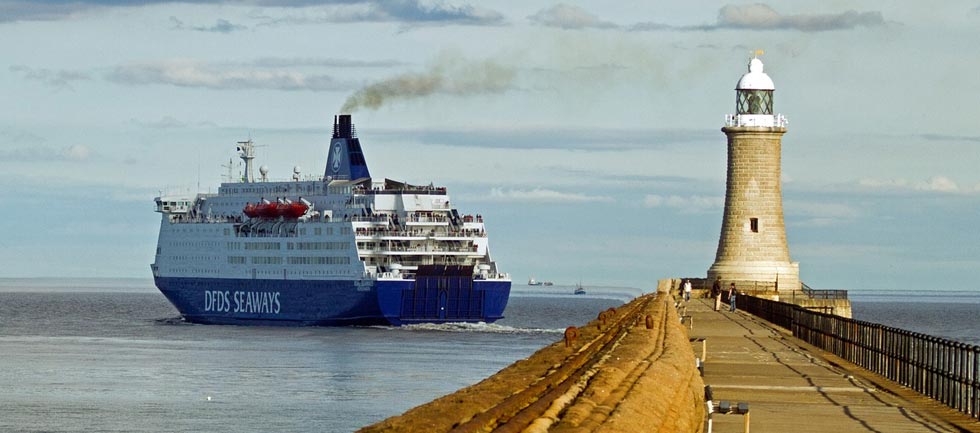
[737, 90, 773, 115]
[750, 218, 759, 233]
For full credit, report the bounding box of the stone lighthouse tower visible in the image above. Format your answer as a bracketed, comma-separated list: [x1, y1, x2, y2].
[707, 55, 800, 295]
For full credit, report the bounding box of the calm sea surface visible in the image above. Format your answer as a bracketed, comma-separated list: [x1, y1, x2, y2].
[2, 280, 978, 433]
[850, 290, 980, 346]
[0, 279, 636, 433]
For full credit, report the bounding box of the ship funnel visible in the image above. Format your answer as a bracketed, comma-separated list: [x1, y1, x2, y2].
[325, 114, 371, 181]
[334, 114, 355, 139]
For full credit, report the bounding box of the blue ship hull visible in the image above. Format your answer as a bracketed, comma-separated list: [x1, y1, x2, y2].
[154, 276, 511, 326]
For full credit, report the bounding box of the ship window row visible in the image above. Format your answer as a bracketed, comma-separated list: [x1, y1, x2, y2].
[244, 242, 281, 250]
[168, 255, 220, 262]
[298, 270, 353, 276]
[288, 242, 349, 250]
[226, 184, 321, 195]
[172, 227, 222, 234]
[227, 242, 242, 250]
[288, 256, 351, 265]
[165, 267, 219, 274]
[252, 269, 354, 276]
[296, 227, 336, 236]
[168, 241, 221, 248]
[229, 256, 246, 264]
[252, 256, 283, 265]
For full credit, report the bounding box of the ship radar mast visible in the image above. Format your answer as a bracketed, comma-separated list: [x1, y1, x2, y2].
[237, 140, 255, 183]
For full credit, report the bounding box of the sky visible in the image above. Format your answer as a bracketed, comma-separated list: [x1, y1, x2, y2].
[2, 1, 979, 292]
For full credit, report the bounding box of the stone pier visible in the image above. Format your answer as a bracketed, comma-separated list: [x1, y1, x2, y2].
[357, 282, 977, 432]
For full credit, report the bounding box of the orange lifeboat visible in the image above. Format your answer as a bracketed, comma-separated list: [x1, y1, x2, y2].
[256, 199, 277, 218]
[283, 201, 309, 218]
[273, 201, 290, 217]
[243, 203, 259, 218]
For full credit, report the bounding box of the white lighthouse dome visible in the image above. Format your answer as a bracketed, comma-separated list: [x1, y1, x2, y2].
[736, 58, 775, 90]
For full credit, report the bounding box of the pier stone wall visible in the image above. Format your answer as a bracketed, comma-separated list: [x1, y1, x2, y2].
[358, 289, 705, 433]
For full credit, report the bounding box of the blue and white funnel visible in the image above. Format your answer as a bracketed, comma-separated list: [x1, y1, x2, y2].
[324, 114, 371, 181]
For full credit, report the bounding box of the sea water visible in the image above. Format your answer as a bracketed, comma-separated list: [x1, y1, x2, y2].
[2, 280, 977, 433]
[0, 280, 636, 433]
[850, 289, 980, 346]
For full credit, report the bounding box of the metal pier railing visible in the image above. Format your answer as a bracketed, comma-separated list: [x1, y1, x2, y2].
[740, 295, 980, 420]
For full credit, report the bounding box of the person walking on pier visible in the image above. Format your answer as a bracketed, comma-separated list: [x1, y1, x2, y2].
[711, 278, 722, 311]
[682, 279, 692, 302]
[728, 282, 738, 312]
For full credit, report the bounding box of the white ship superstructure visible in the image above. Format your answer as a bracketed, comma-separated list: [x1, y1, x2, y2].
[151, 115, 510, 326]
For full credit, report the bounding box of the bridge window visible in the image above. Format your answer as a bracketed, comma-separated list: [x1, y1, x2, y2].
[750, 218, 759, 233]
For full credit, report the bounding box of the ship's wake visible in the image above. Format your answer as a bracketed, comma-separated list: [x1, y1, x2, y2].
[154, 316, 191, 326]
[381, 322, 564, 335]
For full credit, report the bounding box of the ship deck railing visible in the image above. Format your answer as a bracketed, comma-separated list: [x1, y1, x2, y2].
[349, 215, 393, 223]
[359, 245, 480, 254]
[405, 215, 451, 223]
[354, 186, 448, 196]
[356, 228, 486, 238]
[170, 215, 244, 224]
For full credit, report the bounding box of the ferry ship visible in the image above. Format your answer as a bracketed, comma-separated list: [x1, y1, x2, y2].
[151, 115, 511, 326]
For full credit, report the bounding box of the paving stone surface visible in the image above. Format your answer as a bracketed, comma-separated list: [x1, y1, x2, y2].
[685, 297, 980, 433]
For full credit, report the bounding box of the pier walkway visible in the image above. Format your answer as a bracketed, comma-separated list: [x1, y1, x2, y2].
[687, 296, 979, 432]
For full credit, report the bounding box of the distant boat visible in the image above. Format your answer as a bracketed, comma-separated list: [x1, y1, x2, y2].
[574, 283, 586, 295]
[543, 281, 554, 286]
[528, 277, 542, 286]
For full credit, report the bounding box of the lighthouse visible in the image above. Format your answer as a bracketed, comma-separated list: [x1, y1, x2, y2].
[707, 55, 800, 295]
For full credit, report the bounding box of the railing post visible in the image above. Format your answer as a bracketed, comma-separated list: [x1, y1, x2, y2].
[970, 346, 980, 418]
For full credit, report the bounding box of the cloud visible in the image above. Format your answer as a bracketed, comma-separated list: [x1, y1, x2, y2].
[786, 201, 859, 218]
[716, 4, 884, 31]
[785, 200, 860, 227]
[367, 0, 503, 25]
[0, 129, 46, 145]
[170, 16, 247, 33]
[340, 50, 515, 112]
[643, 194, 723, 212]
[16, 56, 394, 93]
[9, 65, 91, 90]
[858, 176, 969, 193]
[107, 59, 352, 91]
[128, 116, 219, 129]
[0, 1, 93, 23]
[248, 57, 404, 68]
[793, 243, 898, 260]
[1, 1, 503, 26]
[918, 133, 980, 143]
[254, 0, 504, 27]
[0, 145, 93, 162]
[485, 187, 613, 204]
[922, 176, 959, 192]
[630, 3, 884, 32]
[527, 4, 618, 30]
[370, 126, 712, 151]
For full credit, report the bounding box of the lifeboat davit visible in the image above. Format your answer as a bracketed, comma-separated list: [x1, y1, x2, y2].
[243, 203, 259, 218]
